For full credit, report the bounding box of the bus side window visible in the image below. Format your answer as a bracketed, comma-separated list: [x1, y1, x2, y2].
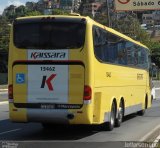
[126, 42, 135, 66]
[115, 41, 127, 65]
[93, 27, 106, 61]
[137, 47, 149, 69]
[94, 28, 101, 46]
[93, 28, 101, 60]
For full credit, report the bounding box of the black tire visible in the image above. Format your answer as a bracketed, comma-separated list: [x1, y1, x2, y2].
[104, 102, 116, 131]
[115, 101, 124, 127]
[151, 95, 153, 104]
[137, 109, 145, 116]
[137, 97, 147, 116]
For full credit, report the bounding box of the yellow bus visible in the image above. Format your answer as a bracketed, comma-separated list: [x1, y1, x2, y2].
[8, 14, 152, 131]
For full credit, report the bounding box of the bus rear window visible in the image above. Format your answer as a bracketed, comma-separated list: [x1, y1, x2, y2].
[14, 21, 86, 49]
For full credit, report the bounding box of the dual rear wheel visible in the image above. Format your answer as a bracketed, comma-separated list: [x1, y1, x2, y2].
[104, 100, 124, 131]
[106, 96, 147, 131]
[115, 101, 124, 127]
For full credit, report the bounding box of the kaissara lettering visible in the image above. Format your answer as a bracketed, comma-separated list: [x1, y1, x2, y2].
[31, 52, 66, 59]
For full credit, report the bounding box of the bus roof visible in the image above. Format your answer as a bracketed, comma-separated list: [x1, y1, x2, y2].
[15, 15, 149, 50]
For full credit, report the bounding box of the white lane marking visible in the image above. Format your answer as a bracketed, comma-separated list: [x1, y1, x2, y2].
[152, 134, 160, 148]
[0, 128, 21, 135]
[155, 88, 160, 91]
[140, 124, 160, 141]
[0, 101, 8, 105]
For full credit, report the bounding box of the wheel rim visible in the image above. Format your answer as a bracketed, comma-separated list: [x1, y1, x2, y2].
[118, 106, 123, 122]
[111, 103, 115, 126]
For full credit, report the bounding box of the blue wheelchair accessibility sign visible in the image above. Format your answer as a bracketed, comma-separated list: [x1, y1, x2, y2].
[16, 73, 25, 84]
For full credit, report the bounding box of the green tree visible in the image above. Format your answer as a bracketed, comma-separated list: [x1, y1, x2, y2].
[0, 5, 42, 52]
[94, 14, 108, 25]
[15, 5, 27, 17]
[52, 9, 70, 15]
[0, 16, 10, 51]
[25, 11, 42, 16]
[147, 41, 160, 67]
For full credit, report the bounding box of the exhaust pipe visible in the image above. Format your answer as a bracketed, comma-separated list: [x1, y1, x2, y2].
[67, 114, 74, 120]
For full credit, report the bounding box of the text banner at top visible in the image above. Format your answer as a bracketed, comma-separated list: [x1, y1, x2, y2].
[115, 0, 160, 11]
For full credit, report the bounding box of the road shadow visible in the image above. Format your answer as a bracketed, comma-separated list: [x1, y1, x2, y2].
[122, 113, 137, 122]
[0, 113, 139, 141]
[0, 119, 99, 141]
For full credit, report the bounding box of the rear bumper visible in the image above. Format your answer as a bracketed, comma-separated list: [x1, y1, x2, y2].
[9, 103, 93, 124]
[27, 109, 69, 124]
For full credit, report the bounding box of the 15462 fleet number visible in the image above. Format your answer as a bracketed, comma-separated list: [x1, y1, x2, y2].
[40, 67, 55, 71]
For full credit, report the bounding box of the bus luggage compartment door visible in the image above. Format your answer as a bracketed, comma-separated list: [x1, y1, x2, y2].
[12, 62, 84, 107]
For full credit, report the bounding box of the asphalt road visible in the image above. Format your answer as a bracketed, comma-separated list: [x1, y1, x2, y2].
[0, 92, 7, 102]
[0, 98, 160, 142]
[0, 85, 160, 148]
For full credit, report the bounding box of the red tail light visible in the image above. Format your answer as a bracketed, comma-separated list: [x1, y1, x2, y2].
[83, 85, 92, 100]
[8, 85, 13, 101]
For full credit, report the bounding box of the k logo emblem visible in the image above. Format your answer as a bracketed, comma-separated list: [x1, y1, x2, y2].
[41, 74, 56, 91]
